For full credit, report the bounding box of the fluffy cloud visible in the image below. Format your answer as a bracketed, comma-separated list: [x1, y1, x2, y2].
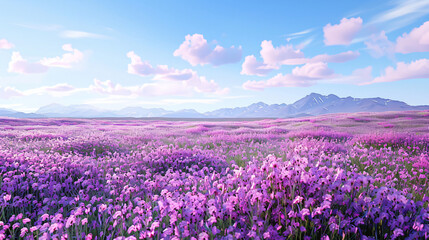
[323, 17, 363, 46]
[0, 86, 23, 99]
[8, 52, 49, 74]
[241, 39, 359, 76]
[126, 51, 229, 95]
[90, 79, 133, 96]
[241, 55, 277, 76]
[291, 62, 335, 79]
[0, 39, 14, 49]
[39, 44, 84, 68]
[260, 40, 304, 66]
[243, 62, 336, 90]
[242, 63, 377, 90]
[173, 34, 242, 66]
[372, 59, 429, 83]
[128, 51, 176, 76]
[396, 21, 429, 53]
[8, 44, 84, 74]
[365, 31, 395, 58]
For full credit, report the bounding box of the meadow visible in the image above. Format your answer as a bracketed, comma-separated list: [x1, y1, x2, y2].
[0, 110, 428, 239]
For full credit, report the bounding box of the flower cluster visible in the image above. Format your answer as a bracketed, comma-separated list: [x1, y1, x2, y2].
[0, 111, 428, 239]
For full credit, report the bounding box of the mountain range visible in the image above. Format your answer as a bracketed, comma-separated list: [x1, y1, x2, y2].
[1, 93, 428, 119]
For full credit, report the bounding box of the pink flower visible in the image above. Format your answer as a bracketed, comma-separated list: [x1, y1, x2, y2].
[392, 228, 404, 239]
[413, 221, 423, 231]
[20, 227, 28, 237]
[49, 223, 59, 233]
[85, 233, 93, 240]
[263, 232, 271, 239]
[300, 208, 310, 220]
[198, 232, 209, 240]
[247, 231, 257, 238]
[127, 225, 137, 234]
[113, 211, 122, 219]
[3, 194, 11, 202]
[81, 218, 88, 225]
[293, 195, 304, 204]
[66, 216, 76, 228]
[12, 223, 20, 229]
[22, 218, 31, 224]
[321, 235, 330, 240]
[207, 216, 217, 225]
[150, 221, 159, 231]
[99, 204, 107, 212]
[41, 214, 50, 221]
[212, 226, 220, 235]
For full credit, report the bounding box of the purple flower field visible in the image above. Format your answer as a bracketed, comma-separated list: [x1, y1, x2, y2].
[0, 111, 428, 239]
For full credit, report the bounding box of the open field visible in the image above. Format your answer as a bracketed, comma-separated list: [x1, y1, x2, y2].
[0, 110, 428, 239]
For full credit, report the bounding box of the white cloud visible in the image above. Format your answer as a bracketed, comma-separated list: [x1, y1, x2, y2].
[286, 28, 314, 37]
[0, 39, 14, 49]
[371, 0, 429, 29]
[127, 51, 228, 95]
[242, 64, 377, 90]
[90, 79, 133, 96]
[260, 40, 304, 66]
[291, 62, 335, 79]
[8, 52, 49, 74]
[60, 30, 106, 39]
[396, 21, 429, 53]
[372, 58, 429, 83]
[323, 17, 363, 46]
[0, 86, 23, 99]
[174, 34, 242, 66]
[241, 55, 277, 76]
[23, 83, 82, 97]
[8, 45, 84, 74]
[241, 39, 359, 76]
[39, 44, 84, 68]
[365, 31, 395, 58]
[127, 51, 176, 76]
[243, 62, 336, 90]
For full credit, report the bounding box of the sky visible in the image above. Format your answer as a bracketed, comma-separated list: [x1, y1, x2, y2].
[0, 0, 429, 113]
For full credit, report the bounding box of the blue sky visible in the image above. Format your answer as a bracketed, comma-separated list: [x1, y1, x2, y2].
[0, 0, 428, 112]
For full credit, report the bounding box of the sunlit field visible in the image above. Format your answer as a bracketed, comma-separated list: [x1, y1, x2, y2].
[1, 111, 429, 239]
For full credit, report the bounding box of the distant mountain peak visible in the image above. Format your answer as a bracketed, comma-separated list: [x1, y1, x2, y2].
[2, 93, 428, 119]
